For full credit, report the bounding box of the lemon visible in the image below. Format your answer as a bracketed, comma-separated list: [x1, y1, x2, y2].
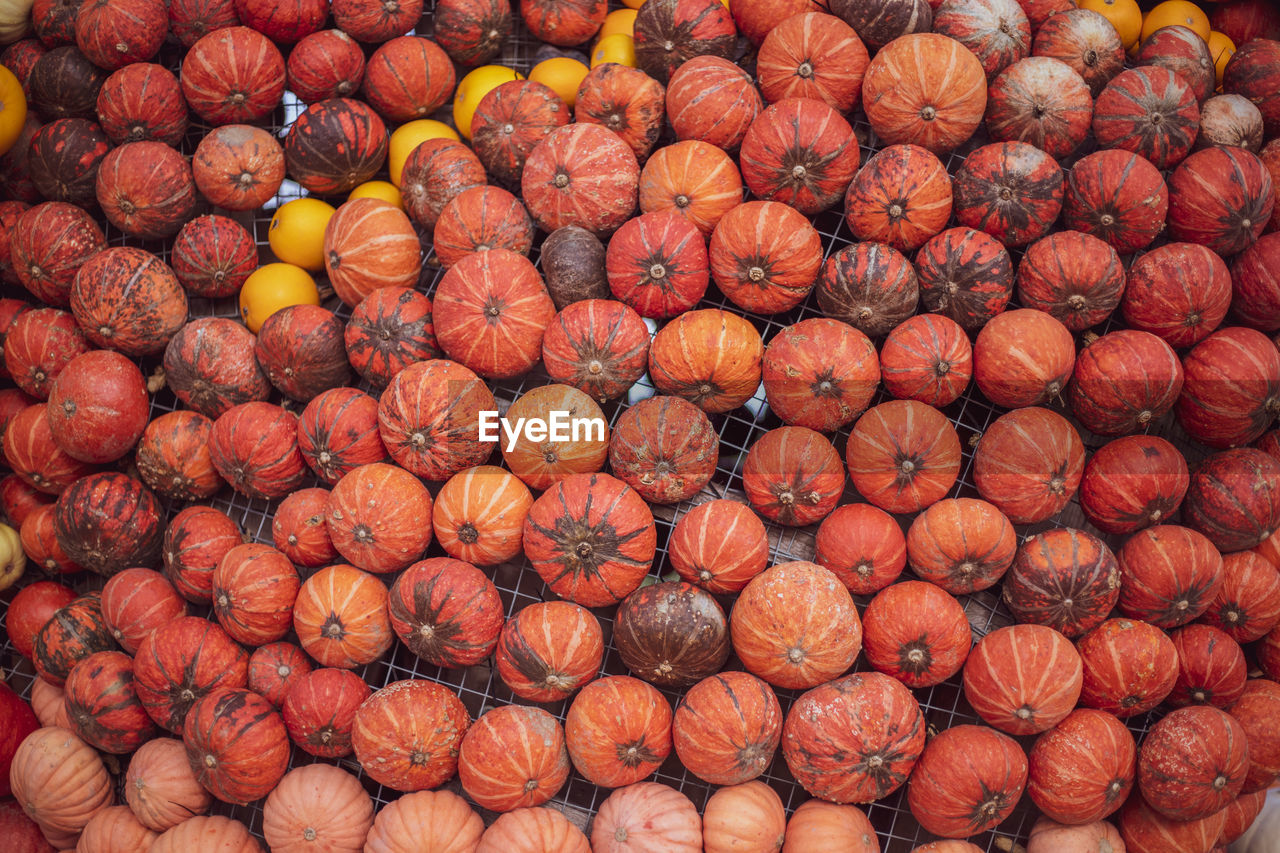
[239, 263, 321, 333]
[349, 180, 403, 209]
[598, 8, 637, 41]
[528, 57, 590, 108]
[591, 34, 636, 69]
[268, 198, 336, 272]
[453, 65, 523, 139]
[1207, 30, 1236, 87]
[389, 119, 460, 185]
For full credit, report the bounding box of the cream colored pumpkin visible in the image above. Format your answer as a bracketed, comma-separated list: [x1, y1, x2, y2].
[476, 807, 590, 853]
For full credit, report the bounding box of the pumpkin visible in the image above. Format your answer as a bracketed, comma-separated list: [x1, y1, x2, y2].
[1122, 242, 1231, 349]
[285, 98, 387, 196]
[1079, 435, 1189, 535]
[476, 807, 590, 853]
[845, 144, 951, 254]
[297, 389, 388, 486]
[782, 671, 925, 804]
[163, 318, 270, 418]
[323, 197, 420, 307]
[1178, 329, 1280, 450]
[1168, 146, 1273, 256]
[46, 349, 147, 465]
[964, 624, 1083, 736]
[434, 185, 534, 269]
[181, 27, 284, 125]
[863, 580, 970, 688]
[0, 473, 48, 527]
[1117, 524, 1224, 629]
[10, 202, 104, 308]
[666, 55, 761, 151]
[732, 0, 823, 45]
[3, 405, 95, 496]
[541, 299, 649, 403]
[30, 678, 69, 730]
[637, 140, 743, 236]
[1224, 37, 1280, 137]
[1168, 623, 1247, 709]
[132, 616, 248, 733]
[521, 0, 603, 45]
[8, 727, 113, 838]
[816, 241, 919, 338]
[208, 402, 307, 500]
[351, 679, 471, 792]
[494, 600, 602, 703]
[880, 313, 973, 406]
[614, 581, 729, 688]
[280, 667, 368, 757]
[1017, 231, 1125, 333]
[470, 80, 569, 189]
[344, 287, 438, 388]
[1028, 708, 1136, 825]
[151, 816, 262, 853]
[27, 46, 103, 121]
[973, 307, 1075, 409]
[815, 502, 907, 594]
[398, 137, 485, 231]
[739, 97, 861, 215]
[4, 308, 91, 400]
[363, 789, 483, 852]
[164, 0, 238, 46]
[27, 117, 109, 208]
[782, 800, 878, 853]
[19, 504, 81, 575]
[233, 0, 325, 41]
[1138, 25, 1216, 105]
[0, 684, 38, 801]
[985, 56, 1093, 159]
[649, 308, 762, 414]
[743, 426, 843, 525]
[387, 557, 503, 667]
[1231, 678, 1280, 791]
[591, 782, 702, 853]
[124, 738, 211, 831]
[325, 462, 433, 573]
[522, 123, 638, 236]
[1077, 618, 1179, 717]
[668, 498, 769, 594]
[182, 687, 288, 806]
[829, 0, 931, 50]
[907, 724, 1027, 838]
[761, 318, 879, 432]
[1200, 551, 1280, 642]
[210, 544, 299, 647]
[458, 705, 569, 812]
[573, 62, 666, 164]
[756, 12, 867, 113]
[135, 411, 221, 502]
[70, 247, 187, 357]
[905, 498, 1015, 595]
[262, 764, 373, 853]
[1031, 8, 1125, 96]
[285, 29, 364, 103]
[563, 674, 671, 788]
[1220, 789, 1268, 846]
[271, 488, 337, 568]
[100, 568, 186, 655]
[1093, 66, 1200, 171]
[72, 0, 164, 68]
[162, 506, 240, 604]
[94, 141, 195, 239]
[63, 650, 155, 754]
[1137, 705, 1248, 822]
[606, 210, 708, 319]
[1026, 818, 1124, 853]
[1004, 527, 1120, 638]
[846, 399, 960, 515]
[669, 671, 781, 787]
[52, 472, 162, 578]
[377, 358, 495, 481]
[1062, 148, 1169, 255]
[361, 36, 453, 123]
[1118, 789, 1227, 853]
[709, 200, 821, 315]
[1231, 233, 1280, 331]
[292, 564, 393, 668]
[632, 0, 736, 85]
[932, 0, 1030, 79]
[191, 125, 287, 213]
[4, 579, 74, 659]
[431, 465, 531, 565]
[253, 303, 350, 401]
[1071, 331, 1184, 437]
[608, 395, 715, 504]
[973, 406, 1084, 525]
[539, 226, 609, 309]
[246, 642, 310, 707]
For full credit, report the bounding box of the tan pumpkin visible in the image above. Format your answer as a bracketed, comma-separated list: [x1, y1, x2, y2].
[150, 815, 263, 853]
[476, 807, 590, 853]
[590, 782, 702, 852]
[262, 764, 373, 853]
[363, 789, 483, 853]
[75, 806, 157, 853]
[9, 727, 114, 838]
[123, 737, 212, 831]
[781, 800, 878, 852]
[30, 677, 70, 729]
[703, 781, 786, 853]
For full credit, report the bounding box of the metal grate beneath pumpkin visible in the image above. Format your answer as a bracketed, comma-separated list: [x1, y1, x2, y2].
[0, 4, 1220, 851]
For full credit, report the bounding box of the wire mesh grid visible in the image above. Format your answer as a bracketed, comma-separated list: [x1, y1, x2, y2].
[0, 3, 1225, 851]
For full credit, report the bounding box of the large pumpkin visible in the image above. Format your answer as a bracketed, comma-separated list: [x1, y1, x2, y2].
[377, 358, 495, 481]
[564, 674, 672, 788]
[469, 79, 569, 189]
[326, 462, 433, 573]
[163, 317, 270, 418]
[985, 56, 1092, 159]
[132, 616, 248, 734]
[8, 727, 113, 839]
[666, 55, 762, 151]
[952, 141, 1063, 248]
[816, 241, 919, 338]
[70, 246, 187, 357]
[296, 388, 388, 486]
[285, 98, 387, 195]
[1117, 524, 1224, 629]
[1093, 65, 1200, 170]
[906, 724, 1028, 838]
[521, 123, 639, 236]
[614, 581, 729, 688]
[540, 299, 649, 403]
[344, 287, 439, 388]
[181, 27, 284, 125]
[762, 318, 880, 432]
[388, 557, 503, 668]
[1079, 434, 1189, 535]
[710, 200, 822, 315]
[845, 143, 952, 254]
[208, 402, 307, 500]
[1167, 145, 1273, 256]
[1063, 148, 1169, 254]
[351, 679, 471, 792]
[649, 308, 762, 414]
[1138, 705, 1249, 822]
[756, 11, 867, 112]
[124, 738, 212, 832]
[739, 97, 861, 215]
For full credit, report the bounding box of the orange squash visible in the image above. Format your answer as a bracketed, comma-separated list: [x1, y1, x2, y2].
[782, 800, 878, 853]
[9, 727, 113, 839]
[458, 705, 570, 812]
[150, 816, 263, 853]
[673, 671, 782, 786]
[292, 564, 393, 668]
[703, 781, 786, 853]
[322, 197, 420, 307]
[75, 805, 157, 853]
[591, 782, 702, 852]
[648, 308, 762, 414]
[501, 384, 608, 489]
[123, 737, 212, 832]
[564, 675, 671, 788]
[638, 140, 743, 236]
[261, 764, 373, 853]
[476, 807, 590, 853]
[351, 679, 472, 792]
[363, 789, 483, 853]
[326, 462, 434, 573]
[432, 465, 533, 565]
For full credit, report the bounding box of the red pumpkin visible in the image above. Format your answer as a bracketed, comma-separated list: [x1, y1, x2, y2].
[53, 472, 162, 577]
[247, 642, 310, 707]
[271, 488, 337, 567]
[633, 0, 736, 85]
[1178, 329, 1280, 450]
[233, 0, 324, 41]
[1069, 330, 1184, 438]
[1117, 524, 1224, 629]
[74, 0, 165, 69]
[1137, 25, 1216, 104]
[183, 687, 288, 805]
[672, 671, 780, 786]
[3, 308, 90, 400]
[816, 241, 919, 338]
[353, 679, 472, 792]
[862, 580, 970, 687]
[845, 144, 952, 253]
[296, 389, 387, 486]
[1028, 708, 1136, 824]
[666, 55, 761, 151]
[181, 27, 284, 125]
[709, 199, 823, 314]
[19, 503, 82, 576]
[756, 12, 867, 112]
[540, 299, 649, 403]
[377, 358, 495, 481]
[973, 307, 1075, 408]
[648, 308, 763, 414]
[906, 497, 1016, 594]
[862, 32, 988, 154]
[254, 305, 350, 402]
[521, 0, 604, 45]
[1187, 450, 1280, 558]
[135, 410, 220, 503]
[1017, 231, 1125, 333]
[434, 0, 512, 65]
[1168, 146, 1273, 256]
[494, 600, 603, 703]
[744, 425, 844, 526]
[1031, 8, 1123, 95]
[974, 406, 1084, 525]
[1168, 624, 1247, 709]
[3, 404, 95, 496]
[907, 724, 1028, 838]
[27, 117, 110, 208]
[1139, 705, 1249, 821]
[286, 98, 387, 195]
[1080, 435, 1189, 535]
[360, 36, 454, 123]
[95, 63, 187, 147]
[166, 0, 239, 46]
[46, 349, 146, 466]
[498, 386, 600, 486]
[521, 123, 639, 236]
[101, 568, 186, 655]
[637, 140, 743, 236]
[4, 579, 75, 659]
[880, 313, 973, 406]
[0, 683, 39, 800]
[470, 79, 569, 188]
[326, 462, 432, 572]
[1004, 527, 1120, 637]
[668, 499, 768, 594]
[458, 705, 569, 812]
[1200, 550, 1280, 642]
[1230, 678, 1280, 791]
[281, 667, 368, 757]
[191, 124, 285, 212]
[212, 544, 299, 647]
[387, 557, 502, 667]
[293, 564, 393, 668]
[133, 616, 248, 733]
[592, 783, 702, 853]
[1093, 66, 1200, 170]
[964, 624, 1082, 735]
[731, 560, 861, 689]
[323, 197, 419, 306]
[208, 401, 307, 500]
[1232, 233, 1280, 332]
[1078, 618, 1178, 717]
[285, 29, 364, 103]
[162, 506, 240, 605]
[739, 97, 861, 215]
[344, 287, 438, 387]
[70, 247, 187, 357]
[163, 318, 270, 418]
[1224, 37, 1280, 138]
[986, 56, 1092, 158]
[564, 674, 671, 788]
[95, 141, 196, 239]
[434, 185, 534, 269]
[573, 62, 666, 164]
[1063, 148, 1169, 254]
[1122, 242, 1232, 349]
[932, 0, 1030, 79]
[846, 399, 959, 514]
[10, 202, 105, 308]
[1221, 789, 1268, 845]
[606, 209, 708, 319]
[0, 473, 49, 528]
[762, 318, 879, 432]
[64, 650, 156, 754]
[608, 395, 716, 504]
[952, 141, 1063, 248]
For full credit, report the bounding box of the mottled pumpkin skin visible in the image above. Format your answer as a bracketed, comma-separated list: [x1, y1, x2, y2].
[181, 27, 285, 125]
[1017, 230, 1125, 333]
[285, 29, 365, 103]
[1028, 708, 1136, 824]
[762, 317, 879, 433]
[1224, 37, 1280, 138]
[132, 616, 249, 734]
[522, 123, 640, 237]
[1183, 447, 1280, 553]
[96, 63, 188, 147]
[674, 671, 781, 786]
[1136, 25, 1215, 105]
[816, 241, 919, 339]
[286, 98, 388, 195]
[638, 140, 743, 236]
[183, 687, 289, 805]
[10, 202, 105, 308]
[471, 80, 570, 189]
[434, 0, 512, 66]
[64, 650, 157, 754]
[1003, 527, 1120, 638]
[606, 209, 709, 319]
[783, 672, 925, 803]
[666, 55, 762, 152]
[648, 308, 762, 414]
[27, 118, 110, 209]
[985, 56, 1093, 159]
[377, 358, 495, 481]
[1122, 243, 1231, 349]
[1077, 618, 1179, 718]
[494, 600, 603, 703]
[163, 506, 242, 605]
[3, 308, 90, 400]
[1063, 148, 1169, 255]
[973, 406, 1085, 525]
[254, 304, 352, 402]
[207, 402, 308, 500]
[361, 36, 451, 122]
[1177, 328, 1280, 450]
[845, 144, 953, 253]
[70, 247, 188, 358]
[351, 679, 472, 792]
[815, 503, 906, 595]
[135, 410, 221, 502]
[541, 299, 649, 403]
[633, 0, 737, 85]
[1031, 8, 1124, 97]
[564, 675, 672, 787]
[164, 318, 270, 418]
[166, 0, 240, 47]
[53, 472, 164, 578]
[388, 558, 503, 667]
[32, 591, 114, 687]
[95, 141, 197, 240]
[1137, 705, 1249, 822]
[952, 141, 1063, 248]
[907, 724, 1028, 839]
[1168, 145, 1274, 257]
[169, 215, 257, 299]
[433, 185, 534, 269]
[344, 287, 439, 388]
[297, 388, 388, 485]
[739, 97, 861, 215]
[1093, 66, 1200, 171]
[608, 395, 717, 505]
[573, 62, 666, 163]
[191, 124, 285, 212]
[1079, 435, 1189, 536]
[399, 138, 487, 232]
[880, 313, 973, 407]
[614, 581, 730, 689]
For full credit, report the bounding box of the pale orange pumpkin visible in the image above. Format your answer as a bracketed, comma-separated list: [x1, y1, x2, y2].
[500, 384, 609, 490]
[322, 197, 421, 306]
[9, 727, 114, 839]
[75, 805, 158, 853]
[782, 800, 879, 853]
[123, 738, 212, 832]
[261, 764, 373, 853]
[476, 807, 590, 853]
[30, 677, 70, 729]
[591, 782, 702, 852]
[150, 815, 263, 853]
[432, 465, 533, 565]
[703, 781, 786, 853]
[363, 789, 483, 853]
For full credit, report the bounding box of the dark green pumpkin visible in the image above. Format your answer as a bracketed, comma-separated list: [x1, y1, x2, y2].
[32, 591, 115, 687]
[284, 97, 388, 195]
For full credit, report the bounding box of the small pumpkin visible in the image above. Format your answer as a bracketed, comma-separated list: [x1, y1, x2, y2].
[1168, 623, 1247, 709]
[632, 0, 736, 85]
[756, 11, 867, 113]
[326, 462, 433, 574]
[132, 616, 248, 734]
[134, 411, 221, 502]
[846, 399, 960, 515]
[388, 557, 504, 668]
[880, 313, 973, 406]
[564, 674, 672, 788]
[814, 503, 907, 594]
[907, 724, 1028, 839]
[494, 600, 603, 703]
[1028, 708, 1136, 825]
[963, 624, 1083, 736]
[521, 122, 639, 236]
[667, 498, 769, 594]
[1003, 527, 1121, 638]
[739, 96, 861, 215]
[246, 642, 310, 708]
[211, 543, 299, 647]
[973, 406, 1085, 525]
[637, 139, 743, 236]
[292, 564, 393, 669]
[816, 241, 919, 339]
[782, 800, 878, 853]
[100, 568, 186, 655]
[591, 782, 702, 853]
[1078, 618, 1179, 718]
[261, 764, 373, 853]
[844, 143, 953, 252]
[124, 737, 212, 832]
[363, 790, 482, 852]
[351, 679, 472, 792]
[862, 580, 971, 688]
[432, 465, 532, 566]
[1122, 242, 1231, 350]
[606, 209, 708, 319]
[457, 705, 570, 812]
[161, 506, 241, 605]
[280, 667, 368, 758]
[702, 781, 786, 853]
[476, 807, 590, 853]
[761, 318, 880, 432]
[709, 200, 823, 315]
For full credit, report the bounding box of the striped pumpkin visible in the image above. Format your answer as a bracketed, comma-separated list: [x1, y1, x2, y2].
[180, 27, 284, 125]
[844, 143, 952, 252]
[963, 624, 1082, 736]
[323, 197, 420, 307]
[756, 12, 868, 113]
[638, 140, 743, 236]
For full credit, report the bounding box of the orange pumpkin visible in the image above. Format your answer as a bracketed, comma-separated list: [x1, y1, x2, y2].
[782, 800, 878, 853]
[476, 807, 590, 853]
[458, 705, 570, 812]
[261, 764, 373, 853]
[326, 462, 434, 573]
[100, 568, 187, 655]
[322, 197, 421, 307]
[845, 399, 961, 515]
[973, 406, 1085, 525]
[351, 679, 472, 792]
[638, 140, 743, 236]
[703, 781, 786, 853]
[844, 144, 953, 252]
[292, 564, 394, 668]
[673, 671, 782, 786]
[756, 12, 868, 113]
[564, 675, 672, 788]
[668, 499, 769, 594]
[742, 426, 844, 527]
[432, 465, 533, 565]
[76, 805, 157, 853]
[182, 688, 289, 805]
[648, 308, 762, 414]
[731, 560, 861, 689]
[494, 600, 604, 703]
[591, 782, 702, 853]
[150, 816, 263, 853]
[124, 737, 212, 831]
[905, 498, 1017, 595]
[211, 544, 300, 647]
[709, 200, 823, 314]
[9, 727, 114, 839]
[363, 789, 483, 853]
[377, 358, 496, 481]
[501, 384, 609, 489]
